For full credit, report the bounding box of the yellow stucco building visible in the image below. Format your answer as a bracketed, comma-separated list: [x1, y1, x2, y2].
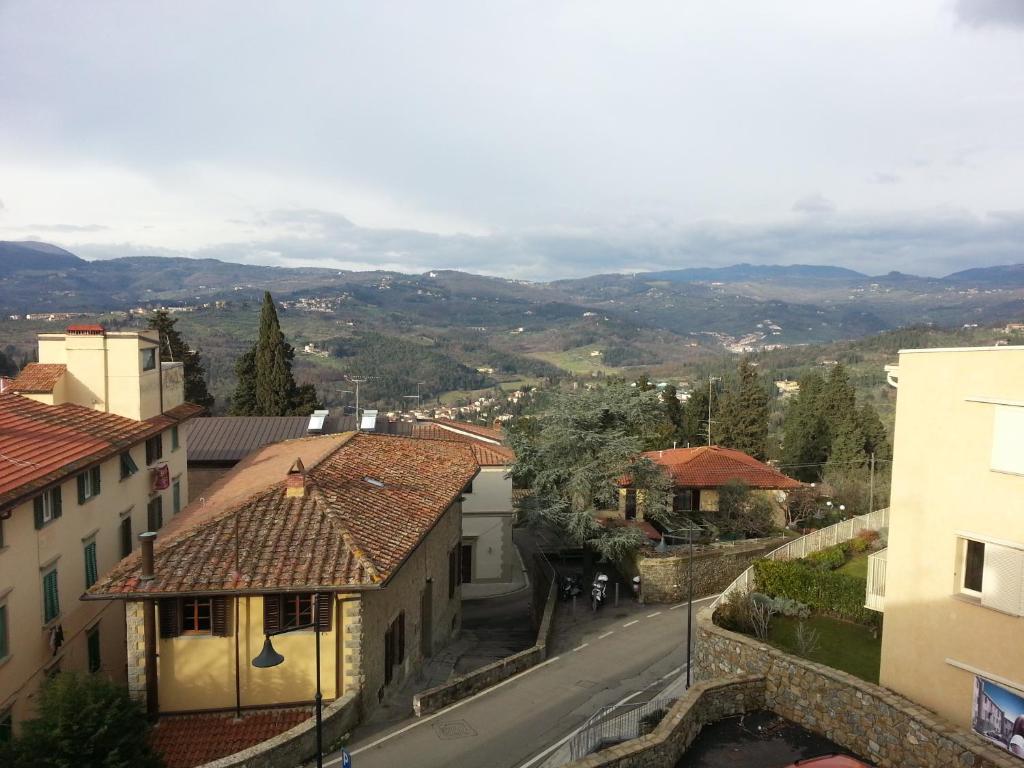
[0, 325, 202, 737]
[879, 346, 1024, 736]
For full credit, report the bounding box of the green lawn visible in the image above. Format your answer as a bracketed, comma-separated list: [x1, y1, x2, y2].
[767, 615, 881, 683]
[837, 553, 869, 579]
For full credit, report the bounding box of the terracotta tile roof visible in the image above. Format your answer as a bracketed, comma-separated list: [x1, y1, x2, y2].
[640, 445, 802, 491]
[0, 394, 205, 511]
[411, 423, 514, 466]
[9, 363, 66, 393]
[432, 418, 505, 443]
[150, 707, 312, 768]
[66, 323, 105, 334]
[87, 433, 479, 598]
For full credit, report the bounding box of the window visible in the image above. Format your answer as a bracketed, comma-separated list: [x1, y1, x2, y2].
[0, 604, 8, 661]
[182, 598, 213, 634]
[147, 497, 163, 531]
[172, 481, 181, 515]
[448, 546, 459, 599]
[120, 516, 133, 558]
[87, 624, 101, 673]
[145, 436, 163, 465]
[624, 489, 638, 520]
[673, 490, 696, 514]
[42, 569, 59, 624]
[33, 487, 63, 529]
[0, 516, 5, 548]
[383, 612, 405, 685]
[171, 426, 180, 451]
[958, 536, 1024, 616]
[964, 540, 985, 593]
[282, 594, 314, 628]
[141, 348, 156, 371]
[77, 466, 102, 504]
[84, 541, 98, 588]
[120, 451, 139, 480]
[463, 479, 474, 495]
[991, 404, 1024, 475]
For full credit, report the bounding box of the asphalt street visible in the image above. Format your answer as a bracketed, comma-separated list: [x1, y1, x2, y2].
[325, 594, 716, 768]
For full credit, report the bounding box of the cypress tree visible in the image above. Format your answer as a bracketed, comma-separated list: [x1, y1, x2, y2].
[717, 359, 770, 460]
[229, 350, 258, 415]
[781, 371, 829, 481]
[857, 401, 891, 460]
[661, 384, 686, 444]
[147, 310, 214, 409]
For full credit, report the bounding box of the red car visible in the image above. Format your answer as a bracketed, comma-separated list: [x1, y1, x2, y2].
[787, 756, 874, 767]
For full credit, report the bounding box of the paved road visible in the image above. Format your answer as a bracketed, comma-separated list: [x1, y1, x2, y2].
[326, 595, 715, 768]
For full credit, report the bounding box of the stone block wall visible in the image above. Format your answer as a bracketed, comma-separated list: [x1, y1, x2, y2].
[694, 606, 1021, 768]
[125, 600, 146, 703]
[340, 597, 362, 696]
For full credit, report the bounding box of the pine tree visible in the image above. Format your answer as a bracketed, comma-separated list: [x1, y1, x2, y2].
[857, 401, 891, 460]
[147, 309, 214, 409]
[717, 359, 770, 460]
[229, 350, 258, 415]
[781, 371, 829, 481]
[661, 384, 686, 445]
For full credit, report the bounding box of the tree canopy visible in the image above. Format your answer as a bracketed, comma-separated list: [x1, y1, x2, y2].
[716, 359, 770, 460]
[146, 310, 214, 409]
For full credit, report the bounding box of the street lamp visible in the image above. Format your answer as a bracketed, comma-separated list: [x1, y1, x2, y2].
[252, 596, 325, 768]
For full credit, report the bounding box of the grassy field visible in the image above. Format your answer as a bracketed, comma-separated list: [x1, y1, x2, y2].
[768, 615, 881, 683]
[837, 553, 869, 579]
[530, 347, 618, 375]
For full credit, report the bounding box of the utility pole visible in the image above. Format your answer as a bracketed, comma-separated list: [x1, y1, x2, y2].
[706, 375, 720, 446]
[869, 452, 876, 512]
[348, 377, 367, 430]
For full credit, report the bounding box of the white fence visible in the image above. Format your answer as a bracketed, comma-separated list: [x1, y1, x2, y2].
[712, 508, 890, 608]
[865, 548, 888, 612]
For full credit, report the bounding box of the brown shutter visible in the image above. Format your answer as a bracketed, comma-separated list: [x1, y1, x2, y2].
[211, 597, 229, 637]
[263, 595, 281, 633]
[158, 599, 179, 638]
[315, 593, 333, 631]
[398, 612, 405, 664]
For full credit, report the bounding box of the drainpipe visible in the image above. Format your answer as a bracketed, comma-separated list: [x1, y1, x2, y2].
[139, 532, 159, 718]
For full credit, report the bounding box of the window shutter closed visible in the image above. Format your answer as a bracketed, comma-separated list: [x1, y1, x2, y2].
[52, 487, 62, 519]
[982, 544, 1024, 616]
[398, 612, 405, 664]
[211, 597, 229, 637]
[34, 497, 44, 529]
[158, 599, 180, 638]
[315, 593, 333, 631]
[77, 474, 87, 504]
[263, 595, 281, 633]
[92, 467, 101, 496]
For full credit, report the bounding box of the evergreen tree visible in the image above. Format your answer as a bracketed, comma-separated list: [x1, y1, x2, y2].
[857, 401, 891, 460]
[781, 371, 829, 482]
[717, 359, 770, 460]
[826, 414, 866, 473]
[661, 384, 686, 445]
[229, 350, 258, 415]
[0, 348, 17, 378]
[821, 363, 857, 438]
[147, 310, 214, 409]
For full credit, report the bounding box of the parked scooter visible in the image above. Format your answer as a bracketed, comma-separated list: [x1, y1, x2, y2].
[559, 574, 583, 601]
[591, 573, 609, 611]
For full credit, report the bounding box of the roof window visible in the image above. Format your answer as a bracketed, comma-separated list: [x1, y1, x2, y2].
[364, 477, 385, 488]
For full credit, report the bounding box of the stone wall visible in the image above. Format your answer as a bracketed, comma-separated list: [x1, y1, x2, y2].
[125, 600, 146, 703]
[631, 538, 785, 604]
[694, 606, 1021, 768]
[195, 692, 361, 768]
[564, 676, 766, 768]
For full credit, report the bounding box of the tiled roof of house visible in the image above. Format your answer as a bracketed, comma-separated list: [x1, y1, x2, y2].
[641, 445, 802, 490]
[432, 418, 505, 443]
[9, 363, 67, 393]
[187, 416, 315, 463]
[87, 432, 479, 598]
[0, 393, 204, 511]
[151, 707, 312, 768]
[411, 422, 514, 466]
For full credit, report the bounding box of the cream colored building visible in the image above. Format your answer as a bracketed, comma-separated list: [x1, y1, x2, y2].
[0, 325, 201, 736]
[879, 346, 1024, 730]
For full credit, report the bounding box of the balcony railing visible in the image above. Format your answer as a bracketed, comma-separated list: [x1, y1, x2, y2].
[865, 547, 888, 612]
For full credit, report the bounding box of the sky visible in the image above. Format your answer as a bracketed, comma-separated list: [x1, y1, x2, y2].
[1, 0, 1023, 280]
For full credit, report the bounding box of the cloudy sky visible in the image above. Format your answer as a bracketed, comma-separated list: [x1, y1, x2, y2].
[1, 0, 1023, 279]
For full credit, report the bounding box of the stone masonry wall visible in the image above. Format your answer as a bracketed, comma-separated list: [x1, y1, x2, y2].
[125, 600, 146, 704]
[694, 606, 1021, 768]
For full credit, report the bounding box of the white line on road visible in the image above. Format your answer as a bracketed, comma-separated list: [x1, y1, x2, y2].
[646, 611, 662, 618]
[622, 619, 639, 627]
[669, 602, 686, 610]
[572, 642, 589, 652]
[338, 655, 562, 761]
[598, 631, 614, 640]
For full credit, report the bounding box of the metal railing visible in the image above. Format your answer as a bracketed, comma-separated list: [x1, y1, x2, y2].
[712, 507, 890, 609]
[568, 698, 676, 761]
[865, 547, 888, 612]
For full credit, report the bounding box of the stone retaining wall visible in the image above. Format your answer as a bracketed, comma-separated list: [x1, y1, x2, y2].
[694, 606, 1020, 768]
[564, 676, 766, 768]
[412, 575, 558, 717]
[195, 693, 361, 768]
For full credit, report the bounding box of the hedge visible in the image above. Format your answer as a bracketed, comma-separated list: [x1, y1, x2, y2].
[753, 558, 877, 625]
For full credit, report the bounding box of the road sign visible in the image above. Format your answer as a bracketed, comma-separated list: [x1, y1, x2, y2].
[341, 749, 352, 768]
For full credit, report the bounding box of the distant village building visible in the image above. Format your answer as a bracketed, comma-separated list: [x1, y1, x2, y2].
[774, 379, 800, 398]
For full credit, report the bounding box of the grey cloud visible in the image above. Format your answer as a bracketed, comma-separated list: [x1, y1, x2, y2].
[870, 172, 901, 184]
[956, 0, 1024, 28]
[26, 223, 109, 233]
[792, 194, 836, 215]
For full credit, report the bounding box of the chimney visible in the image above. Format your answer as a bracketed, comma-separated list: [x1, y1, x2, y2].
[139, 531, 157, 581]
[0, 376, 11, 394]
[286, 458, 307, 498]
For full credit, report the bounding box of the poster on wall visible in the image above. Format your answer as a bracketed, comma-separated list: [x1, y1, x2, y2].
[973, 677, 1024, 758]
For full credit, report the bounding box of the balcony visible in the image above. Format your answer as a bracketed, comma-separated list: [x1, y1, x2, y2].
[865, 548, 887, 612]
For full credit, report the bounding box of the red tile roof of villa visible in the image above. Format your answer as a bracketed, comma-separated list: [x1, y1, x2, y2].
[432, 418, 505, 442]
[641, 445, 802, 490]
[8, 363, 67, 393]
[411, 422, 514, 466]
[86, 432, 479, 598]
[0, 393, 204, 511]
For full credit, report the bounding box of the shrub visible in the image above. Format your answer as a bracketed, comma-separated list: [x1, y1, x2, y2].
[716, 588, 755, 633]
[794, 620, 821, 657]
[847, 537, 869, 554]
[752, 592, 811, 619]
[806, 544, 847, 570]
[753, 558, 878, 626]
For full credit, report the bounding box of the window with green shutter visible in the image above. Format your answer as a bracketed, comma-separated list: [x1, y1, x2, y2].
[0, 604, 9, 660]
[87, 624, 101, 673]
[77, 466, 101, 504]
[33, 487, 62, 529]
[147, 496, 163, 531]
[84, 541, 98, 588]
[120, 451, 138, 479]
[120, 516, 132, 557]
[42, 569, 59, 624]
[172, 481, 181, 514]
[171, 426, 179, 451]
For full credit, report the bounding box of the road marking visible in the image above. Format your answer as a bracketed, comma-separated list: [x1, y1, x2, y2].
[339, 655, 562, 760]
[597, 631, 614, 640]
[659, 665, 683, 681]
[670, 602, 686, 610]
[646, 611, 662, 618]
[572, 642, 589, 652]
[622, 619, 639, 627]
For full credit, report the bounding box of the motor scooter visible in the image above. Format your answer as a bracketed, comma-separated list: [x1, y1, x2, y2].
[591, 573, 609, 611]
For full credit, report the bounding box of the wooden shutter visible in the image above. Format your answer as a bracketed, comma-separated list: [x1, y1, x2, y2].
[384, 625, 394, 684]
[398, 612, 405, 664]
[982, 543, 1024, 616]
[158, 599, 180, 638]
[263, 595, 281, 633]
[315, 593, 333, 631]
[34, 496, 44, 529]
[211, 597, 229, 637]
[77, 474, 87, 504]
[92, 466, 101, 497]
[52, 487, 62, 519]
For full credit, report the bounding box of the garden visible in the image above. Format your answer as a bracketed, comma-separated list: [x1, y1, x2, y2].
[715, 529, 884, 683]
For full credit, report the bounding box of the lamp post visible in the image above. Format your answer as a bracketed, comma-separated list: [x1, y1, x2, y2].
[252, 596, 324, 768]
[685, 520, 695, 689]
